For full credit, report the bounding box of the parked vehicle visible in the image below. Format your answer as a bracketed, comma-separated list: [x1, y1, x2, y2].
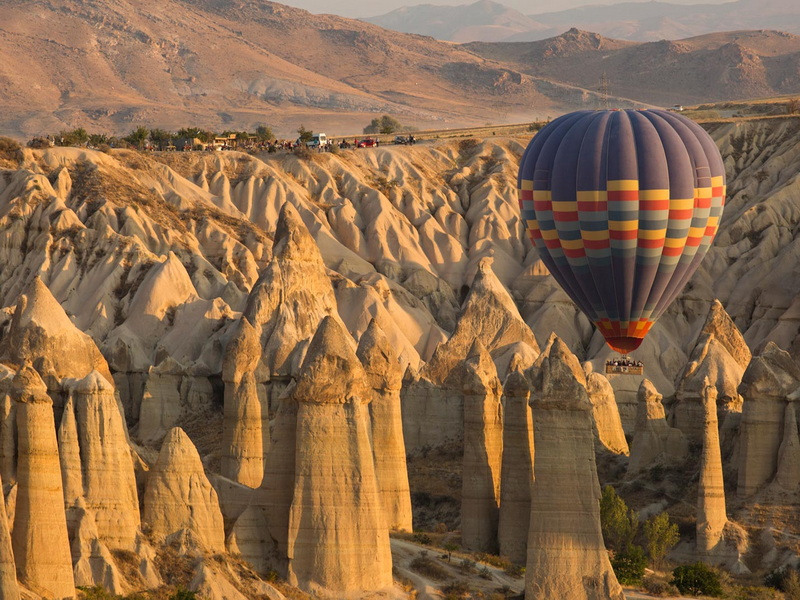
[357, 137, 379, 148]
[305, 133, 328, 148]
[393, 134, 416, 145]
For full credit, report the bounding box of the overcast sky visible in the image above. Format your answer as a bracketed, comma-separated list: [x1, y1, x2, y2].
[280, 0, 733, 19]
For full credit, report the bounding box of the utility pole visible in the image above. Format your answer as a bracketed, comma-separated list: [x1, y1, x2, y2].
[598, 72, 610, 110]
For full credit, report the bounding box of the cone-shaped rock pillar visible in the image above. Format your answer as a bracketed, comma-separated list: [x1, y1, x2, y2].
[286, 316, 393, 596]
[142, 427, 226, 553]
[11, 366, 75, 599]
[357, 319, 413, 532]
[525, 339, 624, 600]
[461, 340, 503, 553]
[697, 381, 729, 556]
[498, 369, 534, 565]
[627, 379, 688, 475]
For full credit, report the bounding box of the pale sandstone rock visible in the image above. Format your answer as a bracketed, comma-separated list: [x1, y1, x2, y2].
[0, 473, 20, 600]
[0, 366, 16, 486]
[0, 277, 112, 384]
[461, 340, 503, 553]
[357, 319, 413, 532]
[738, 343, 800, 498]
[697, 382, 729, 557]
[221, 317, 267, 488]
[674, 300, 750, 441]
[142, 427, 226, 553]
[774, 400, 800, 491]
[401, 369, 463, 454]
[627, 380, 689, 475]
[423, 258, 540, 385]
[498, 370, 534, 565]
[243, 202, 345, 378]
[526, 339, 624, 600]
[259, 392, 298, 575]
[137, 357, 184, 445]
[11, 366, 75, 599]
[583, 363, 629, 455]
[227, 505, 270, 574]
[286, 316, 392, 596]
[71, 506, 126, 595]
[190, 560, 248, 600]
[61, 371, 140, 550]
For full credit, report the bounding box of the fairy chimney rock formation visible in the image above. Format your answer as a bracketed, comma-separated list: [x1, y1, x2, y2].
[628, 379, 689, 474]
[584, 363, 629, 455]
[356, 318, 413, 532]
[498, 369, 534, 565]
[461, 339, 503, 553]
[738, 343, 800, 498]
[526, 338, 624, 600]
[424, 257, 540, 384]
[0, 473, 20, 600]
[674, 300, 751, 441]
[62, 371, 140, 550]
[221, 317, 267, 488]
[286, 316, 393, 596]
[243, 201, 344, 378]
[142, 427, 226, 553]
[11, 365, 75, 599]
[697, 381, 729, 556]
[0, 277, 112, 385]
[774, 399, 800, 491]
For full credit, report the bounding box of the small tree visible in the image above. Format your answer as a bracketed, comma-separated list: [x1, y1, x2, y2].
[126, 126, 150, 150]
[255, 124, 273, 141]
[87, 133, 108, 147]
[149, 128, 173, 147]
[443, 542, 458, 563]
[671, 563, 723, 597]
[600, 485, 638, 553]
[611, 544, 647, 586]
[785, 570, 800, 600]
[364, 114, 403, 134]
[644, 512, 680, 569]
[297, 125, 313, 142]
[787, 98, 798, 115]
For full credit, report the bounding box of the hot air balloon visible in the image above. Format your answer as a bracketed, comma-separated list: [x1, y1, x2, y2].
[518, 109, 725, 360]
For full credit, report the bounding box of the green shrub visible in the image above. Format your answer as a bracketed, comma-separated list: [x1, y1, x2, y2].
[410, 555, 450, 580]
[441, 579, 472, 599]
[671, 563, 723, 597]
[412, 532, 432, 545]
[611, 544, 647, 585]
[643, 574, 680, 597]
[0, 136, 21, 161]
[169, 588, 198, 600]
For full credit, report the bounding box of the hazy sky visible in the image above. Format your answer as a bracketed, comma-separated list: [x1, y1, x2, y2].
[280, 0, 733, 19]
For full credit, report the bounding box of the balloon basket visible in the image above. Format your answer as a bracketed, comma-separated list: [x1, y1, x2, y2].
[604, 355, 644, 375]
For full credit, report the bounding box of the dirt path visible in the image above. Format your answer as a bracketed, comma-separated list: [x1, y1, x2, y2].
[390, 537, 526, 599]
[391, 537, 695, 600]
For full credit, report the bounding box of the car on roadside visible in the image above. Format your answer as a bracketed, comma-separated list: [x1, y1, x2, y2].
[357, 137, 379, 148]
[394, 135, 410, 144]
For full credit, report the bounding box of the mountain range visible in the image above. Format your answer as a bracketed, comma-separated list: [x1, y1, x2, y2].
[365, 0, 800, 43]
[1, 0, 800, 138]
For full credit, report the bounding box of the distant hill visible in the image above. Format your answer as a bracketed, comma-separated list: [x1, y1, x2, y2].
[362, 0, 549, 43]
[466, 28, 800, 105]
[0, 0, 618, 138]
[367, 0, 800, 42]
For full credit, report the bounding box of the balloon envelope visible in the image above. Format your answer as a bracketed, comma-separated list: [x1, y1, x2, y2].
[518, 109, 725, 354]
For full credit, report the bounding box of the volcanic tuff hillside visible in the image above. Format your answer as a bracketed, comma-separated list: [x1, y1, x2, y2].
[0, 0, 622, 139]
[3, 114, 800, 596]
[466, 28, 800, 106]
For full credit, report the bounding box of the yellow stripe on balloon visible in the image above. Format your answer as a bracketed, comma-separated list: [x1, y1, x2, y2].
[608, 220, 638, 231]
[607, 180, 639, 191]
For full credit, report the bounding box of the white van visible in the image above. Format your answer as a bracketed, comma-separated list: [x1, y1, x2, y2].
[307, 133, 328, 148]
